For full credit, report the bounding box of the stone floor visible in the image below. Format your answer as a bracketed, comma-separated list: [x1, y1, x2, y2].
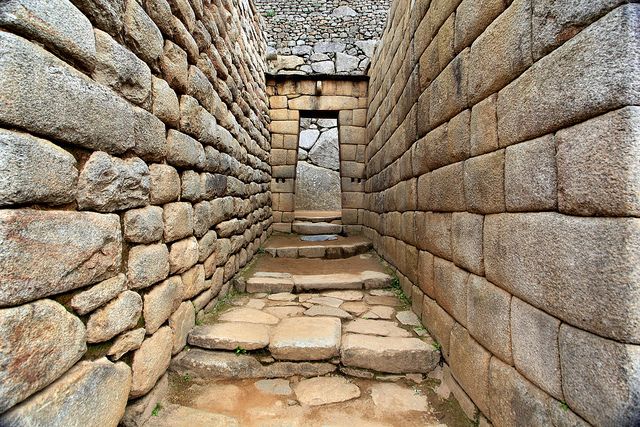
[148, 243, 473, 426]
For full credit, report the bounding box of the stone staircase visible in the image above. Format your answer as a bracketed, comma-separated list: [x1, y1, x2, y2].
[291, 210, 345, 235]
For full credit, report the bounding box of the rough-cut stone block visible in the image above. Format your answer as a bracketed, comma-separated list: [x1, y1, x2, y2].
[181, 264, 206, 300]
[433, 258, 469, 326]
[132, 107, 166, 162]
[77, 151, 150, 212]
[166, 130, 205, 169]
[160, 40, 188, 92]
[511, 297, 562, 400]
[0, 358, 131, 427]
[108, 328, 145, 361]
[498, 4, 640, 146]
[70, 273, 127, 315]
[451, 212, 484, 275]
[123, 0, 163, 68]
[485, 213, 640, 343]
[467, 275, 512, 364]
[70, 0, 124, 36]
[0, 0, 96, 69]
[505, 135, 557, 212]
[169, 301, 195, 354]
[0, 209, 121, 306]
[429, 48, 468, 127]
[455, 0, 506, 52]
[93, 29, 150, 105]
[169, 237, 199, 274]
[144, 279, 180, 334]
[449, 324, 491, 415]
[469, 93, 498, 157]
[127, 243, 170, 289]
[163, 202, 194, 242]
[0, 32, 134, 154]
[0, 299, 86, 413]
[489, 356, 556, 427]
[428, 163, 465, 212]
[468, 0, 532, 105]
[464, 150, 505, 213]
[559, 324, 640, 426]
[190, 322, 270, 351]
[421, 296, 455, 359]
[341, 333, 438, 373]
[0, 129, 78, 206]
[149, 164, 180, 205]
[417, 250, 435, 298]
[121, 373, 168, 427]
[86, 290, 142, 343]
[416, 212, 452, 260]
[152, 76, 180, 127]
[556, 107, 640, 216]
[269, 317, 341, 361]
[130, 326, 172, 398]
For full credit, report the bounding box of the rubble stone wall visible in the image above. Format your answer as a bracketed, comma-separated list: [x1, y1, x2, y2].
[267, 78, 369, 232]
[0, 0, 271, 425]
[255, 0, 388, 75]
[363, 1, 640, 426]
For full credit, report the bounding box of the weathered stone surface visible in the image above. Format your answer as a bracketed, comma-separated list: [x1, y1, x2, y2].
[132, 107, 166, 162]
[294, 161, 342, 211]
[123, 0, 163, 68]
[556, 107, 640, 216]
[0, 358, 131, 427]
[299, 129, 319, 150]
[0, 32, 134, 154]
[169, 301, 195, 354]
[294, 377, 361, 406]
[145, 404, 238, 427]
[559, 324, 640, 426]
[166, 130, 206, 169]
[336, 52, 359, 73]
[160, 40, 188, 92]
[469, 93, 498, 157]
[264, 306, 306, 319]
[307, 296, 343, 308]
[370, 383, 430, 412]
[396, 311, 421, 326]
[123, 206, 163, 244]
[0, 209, 121, 306]
[270, 317, 341, 361]
[70, 273, 127, 315]
[77, 151, 150, 212]
[108, 327, 146, 360]
[454, 0, 506, 51]
[309, 127, 339, 171]
[323, 290, 364, 301]
[218, 307, 280, 325]
[122, 373, 168, 427]
[485, 213, 640, 343]
[163, 202, 194, 242]
[127, 243, 170, 289]
[511, 297, 562, 399]
[464, 150, 505, 213]
[341, 334, 438, 373]
[433, 258, 468, 326]
[93, 29, 150, 105]
[0, 299, 86, 413]
[421, 297, 454, 359]
[152, 76, 180, 127]
[304, 305, 353, 319]
[86, 290, 142, 343]
[498, 4, 640, 146]
[70, 0, 124, 36]
[169, 237, 199, 274]
[505, 135, 557, 212]
[488, 356, 555, 427]
[466, 275, 512, 364]
[254, 379, 292, 396]
[449, 324, 491, 415]
[180, 264, 206, 300]
[149, 164, 180, 205]
[0, 129, 78, 206]
[429, 49, 468, 127]
[344, 319, 412, 337]
[311, 60, 335, 74]
[0, 0, 96, 69]
[451, 212, 484, 275]
[130, 326, 173, 398]
[269, 55, 304, 72]
[189, 322, 270, 350]
[144, 279, 180, 334]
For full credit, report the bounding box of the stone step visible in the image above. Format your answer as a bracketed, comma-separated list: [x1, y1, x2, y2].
[294, 210, 342, 223]
[269, 316, 342, 361]
[264, 235, 371, 259]
[188, 322, 270, 351]
[292, 221, 343, 235]
[170, 348, 337, 379]
[340, 334, 440, 374]
[246, 270, 392, 293]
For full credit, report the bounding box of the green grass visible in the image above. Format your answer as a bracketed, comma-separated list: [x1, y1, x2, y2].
[235, 346, 247, 355]
[560, 401, 569, 412]
[264, 10, 275, 17]
[151, 403, 162, 417]
[432, 341, 442, 351]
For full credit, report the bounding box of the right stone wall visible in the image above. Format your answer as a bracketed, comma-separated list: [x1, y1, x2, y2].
[364, 1, 639, 425]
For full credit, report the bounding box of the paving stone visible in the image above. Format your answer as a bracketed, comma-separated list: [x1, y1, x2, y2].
[269, 317, 342, 361]
[218, 307, 280, 325]
[0, 299, 86, 413]
[267, 292, 297, 302]
[292, 221, 343, 235]
[364, 305, 395, 320]
[294, 377, 360, 406]
[130, 326, 173, 398]
[364, 295, 401, 307]
[0, 358, 131, 427]
[370, 383, 429, 412]
[304, 305, 353, 319]
[70, 273, 127, 315]
[188, 322, 270, 351]
[294, 273, 362, 291]
[247, 275, 295, 293]
[368, 289, 395, 297]
[307, 296, 344, 308]
[246, 299, 267, 309]
[254, 379, 292, 396]
[344, 319, 412, 337]
[86, 290, 142, 343]
[264, 306, 306, 319]
[341, 334, 438, 373]
[323, 290, 364, 301]
[341, 301, 369, 316]
[0, 209, 122, 306]
[108, 328, 146, 361]
[395, 311, 421, 327]
[0, 129, 78, 207]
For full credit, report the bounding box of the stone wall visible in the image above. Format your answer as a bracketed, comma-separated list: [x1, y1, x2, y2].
[363, 1, 640, 426]
[255, 0, 388, 75]
[268, 78, 368, 232]
[0, 0, 271, 425]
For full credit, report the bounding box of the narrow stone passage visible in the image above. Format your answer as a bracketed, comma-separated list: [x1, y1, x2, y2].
[152, 232, 473, 426]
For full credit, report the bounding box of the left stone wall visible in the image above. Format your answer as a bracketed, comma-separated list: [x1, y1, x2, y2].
[0, 0, 271, 425]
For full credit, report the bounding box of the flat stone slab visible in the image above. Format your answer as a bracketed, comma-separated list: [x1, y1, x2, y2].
[300, 234, 338, 241]
[304, 305, 353, 319]
[341, 334, 439, 374]
[269, 317, 341, 361]
[370, 383, 430, 412]
[188, 323, 270, 350]
[396, 311, 421, 326]
[267, 292, 297, 301]
[323, 290, 364, 301]
[254, 379, 292, 396]
[294, 273, 363, 291]
[293, 376, 361, 406]
[246, 276, 294, 293]
[264, 306, 306, 319]
[344, 319, 413, 337]
[369, 289, 396, 297]
[361, 271, 393, 289]
[363, 306, 396, 320]
[145, 404, 239, 427]
[218, 308, 280, 325]
[292, 221, 343, 235]
[307, 296, 344, 307]
[364, 295, 401, 306]
[341, 301, 369, 316]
